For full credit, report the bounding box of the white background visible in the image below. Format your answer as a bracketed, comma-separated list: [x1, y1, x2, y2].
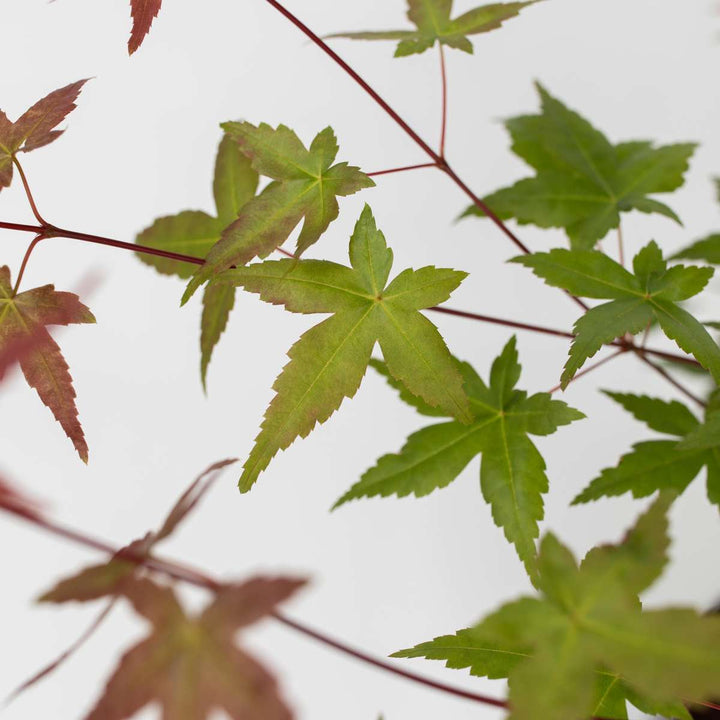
[1, 1, 719, 718]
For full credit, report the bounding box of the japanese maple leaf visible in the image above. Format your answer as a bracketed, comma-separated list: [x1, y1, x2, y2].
[84, 576, 304, 720]
[136, 135, 259, 387]
[181, 123, 374, 302]
[574, 391, 720, 511]
[0, 266, 95, 461]
[513, 240, 720, 387]
[128, 0, 162, 54]
[463, 84, 696, 249]
[214, 204, 473, 492]
[327, 0, 541, 57]
[0, 80, 87, 192]
[39, 459, 238, 604]
[394, 494, 720, 720]
[335, 337, 584, 581]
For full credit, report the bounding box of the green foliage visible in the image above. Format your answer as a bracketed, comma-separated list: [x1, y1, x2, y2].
[85, 576, 303, 719]
[327, 0, 540, 56]
[513, 240, 720, 386]
[214, 205, 471, 492]
[463, 84, 695, 248]
[335, 337, 584, 580]
[0, 80, 87, 192]
[0, 266, 95, 461]
[393, 495, 720, 720]
[182, 123, 374, 303]
[136, 136, 259, 387]
[573, 391, 720, 509]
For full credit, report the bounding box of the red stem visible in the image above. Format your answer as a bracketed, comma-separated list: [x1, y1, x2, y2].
[0, 502, 510, 711]
[547, 348, 627, 394]
[12, 234, 45, 295]
[13, 157, 50, 227]
[439, 44, 448, 157]
[636, 354, 707, 408]
[0, 218, 701, 370]
[367, 162, 438, 177]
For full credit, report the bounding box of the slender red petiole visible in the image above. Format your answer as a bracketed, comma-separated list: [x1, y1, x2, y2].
[367, 162, 438, 177]
[547, 348, 627, 395]
[12, 234, 46, 295]
[439, 44, 448, 157]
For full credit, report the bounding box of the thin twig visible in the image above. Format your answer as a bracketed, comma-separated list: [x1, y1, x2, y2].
[367, 162, 438, 177]
[12, 157, 50, 227]
[617, 222, 625, 267]
[12, 234, 46, 295]
[439, 44, 448, 157]
[547, 348, 627, 395]
[0, 502, 511, 711]
[0, 218, 702, 370]
[636, 353, 706, 408]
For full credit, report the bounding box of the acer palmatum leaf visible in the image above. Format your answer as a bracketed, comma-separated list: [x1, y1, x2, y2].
[128, 0, 162, 54]
[0, 267, 95, 461]
[84, 576, 305, 720]
[0, 80, 88, 191]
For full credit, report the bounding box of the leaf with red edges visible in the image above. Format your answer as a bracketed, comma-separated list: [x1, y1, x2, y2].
[84, 577, 305, 719]
[128, 0, 162, 54]
[0, 80, 88, 191]
[0, 266, 95, 461]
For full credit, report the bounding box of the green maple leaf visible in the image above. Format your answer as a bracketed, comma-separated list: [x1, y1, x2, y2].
[214, 205, 472, 492]
[334, 337, 584, 581]
[136, 135, 259, 388]
[0, 266, 95, 461]
[182, 123, 374, 303]
[463, 84, 696, 249]
[0, 80, 88, 192]
[393, 494, 720, 720]
[84, 576, 304, 719]
[673, 179, 720, 264]
[327, 0, 541, 57]
[573, 391, 720, 510]
[513, 240, 720, 387]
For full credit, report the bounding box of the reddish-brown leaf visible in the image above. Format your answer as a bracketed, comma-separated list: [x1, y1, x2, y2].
[0, 80, 88, 191]
[0, 266, 95, 461]
[128, 0, 162, 54]
[85, 576, 305, 719]
[155, 458, 238, 542]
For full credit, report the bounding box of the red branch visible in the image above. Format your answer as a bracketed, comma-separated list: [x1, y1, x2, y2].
[0, 500, 510, 712]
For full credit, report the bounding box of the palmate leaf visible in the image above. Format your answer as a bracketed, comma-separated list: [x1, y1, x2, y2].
[0, 266, 95, 461]
[335, 337, 583, 581]
[673, 177, 720, 263]
[213, 205, 472, 492]
[0, 80, 87, 192]
[128, 0, 162, 54]
[463, 84, 695, 248]
[393, 495, 719, 720]
[573, 392, 720, 510]
[327, 0, 541, 57]
[85, 576, 304, 720]
[136, 135, 259, 388]
[182, 123, 374, 303]
[513, 241, 720, 386]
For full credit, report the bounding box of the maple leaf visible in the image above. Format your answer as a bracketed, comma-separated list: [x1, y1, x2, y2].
[128, 0, 162, 54]
[136, 135, 259, 387]
[463, 84, 696, 249]
[393, 494, 720, 720]
[181, 123, 374, 303]
[573, 391, 720, 510]
[213, 205, 472, 492]
[0, 80, 87, 193]
[673, 182, 720, 263]
[39, 459, 237, 604]
[0, 266, 95, 461]
[513, 240, 720, 387]
[84, 576, 304, 720]
[327, 0, 541, 57]
[335, 337, 584, 581]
